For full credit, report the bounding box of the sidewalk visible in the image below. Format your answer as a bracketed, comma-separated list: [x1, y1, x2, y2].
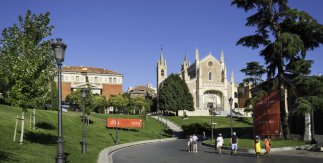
[151, 116, 184, 138]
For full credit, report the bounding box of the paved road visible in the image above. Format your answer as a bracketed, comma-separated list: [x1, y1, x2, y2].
[113, 139, 323, 163]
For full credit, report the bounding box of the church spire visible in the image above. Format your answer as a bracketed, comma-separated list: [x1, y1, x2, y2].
[220, 50, 224, 63]
[231, 71, 235, 83]
[158, 45, 166, 66]
[195, 48, 199, 61]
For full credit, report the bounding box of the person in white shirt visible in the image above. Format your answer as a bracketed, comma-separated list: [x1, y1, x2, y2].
[188, 135, 193, 152]
[216, 133, 224, 154]
[192, 134, 198, 153]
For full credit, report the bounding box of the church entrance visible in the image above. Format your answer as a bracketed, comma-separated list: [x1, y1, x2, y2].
[203, 90, 223, 112]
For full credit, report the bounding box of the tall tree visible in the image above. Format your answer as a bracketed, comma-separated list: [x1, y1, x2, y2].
[241, 61, 266, 85]
[0, 10, 54, 144]
[293, 75, 323, 141]
[232, 0, 323, 139]
[158, 74, 194, 115]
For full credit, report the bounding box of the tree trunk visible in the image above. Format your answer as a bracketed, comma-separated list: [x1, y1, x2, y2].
[280, 83, 292, 140]
[19, 111, 25, 145]
[33, 108, 36, 130]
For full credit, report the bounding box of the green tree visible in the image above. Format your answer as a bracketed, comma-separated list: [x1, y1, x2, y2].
[108, 94, 129, 112]
[158, 74, 194, 115]
[92, 95, 107, 113]
[129, 96, 150, 117]
[49, 80, 58, 110]
[232, 0, 323, 139]
[292, 75, 323, 142]
[240, 62, 266, 86]
[0, 10, 55, 144]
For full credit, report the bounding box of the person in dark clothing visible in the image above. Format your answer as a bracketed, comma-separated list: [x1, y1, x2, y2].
[230, 132, 238, 156]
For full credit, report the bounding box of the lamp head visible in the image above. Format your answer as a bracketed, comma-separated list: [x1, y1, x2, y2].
[52, 38, 67, 63]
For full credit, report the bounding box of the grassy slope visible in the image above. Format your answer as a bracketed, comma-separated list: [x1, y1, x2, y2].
[0, 105, 169, 163]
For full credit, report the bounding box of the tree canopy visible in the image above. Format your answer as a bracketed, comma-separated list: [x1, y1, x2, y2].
[0, 10, 55, 110]
[108, 94, 129, 110]
[158, 74, 194, 114]
[232, 0, 323, 139]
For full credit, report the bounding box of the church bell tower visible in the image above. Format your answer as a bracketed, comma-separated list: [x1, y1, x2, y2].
[157, 48, 167, 89]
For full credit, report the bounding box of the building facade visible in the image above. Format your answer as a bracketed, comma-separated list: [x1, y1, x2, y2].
[157, 49, 238, 116]
[58, 66, 123, 101]
[127, 84, 157, 99]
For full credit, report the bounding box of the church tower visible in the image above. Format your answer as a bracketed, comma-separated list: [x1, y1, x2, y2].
[157, 48, 167, 89]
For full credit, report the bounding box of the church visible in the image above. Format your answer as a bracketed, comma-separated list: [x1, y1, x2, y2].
[157, 49, 238, 116]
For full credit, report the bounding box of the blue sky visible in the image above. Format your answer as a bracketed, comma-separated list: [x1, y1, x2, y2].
[1, 0, 322, 91]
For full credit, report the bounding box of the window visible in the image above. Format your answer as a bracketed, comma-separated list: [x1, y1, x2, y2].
[94, 77, 98, 83]
[161, 69, 164, 76]
[208, 61, 213, 67]
[234, 92, 238, 98]
[208, 72, 212, 81]
[109, 77, 112, 83]
[113, 78, 116, 84]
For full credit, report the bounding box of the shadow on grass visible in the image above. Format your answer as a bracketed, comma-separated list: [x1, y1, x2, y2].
[0, 150, 10, 162]
[109, 133, 116, 144]
[36, 122, 55, 130]
[79, 116, 94, 124]
[25, 131, 56, 145]
[64, 152, 70, 162]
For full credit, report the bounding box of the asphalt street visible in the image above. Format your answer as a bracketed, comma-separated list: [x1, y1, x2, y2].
[113, 139, 323, 163]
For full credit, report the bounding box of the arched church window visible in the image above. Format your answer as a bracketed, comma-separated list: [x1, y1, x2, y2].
[161, 69, 164, 76]
[208, 72, 212, 81]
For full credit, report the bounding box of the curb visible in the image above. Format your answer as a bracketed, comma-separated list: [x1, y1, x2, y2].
[97, 138, 177, 163]
[201, 141, 310, 153]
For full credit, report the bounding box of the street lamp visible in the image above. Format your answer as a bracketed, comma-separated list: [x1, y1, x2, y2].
[209, 104, 214, 141]
[52, 38, 67, 163]
[229, 97, 233, 136]
[81, 88, 87, 154]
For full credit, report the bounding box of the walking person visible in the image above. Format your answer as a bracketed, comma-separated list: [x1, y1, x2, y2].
[216, 133, 224, 154]
[230, 132, 238, 156]
[264, 136, 271, 157]
[188, 135, 193, 152]
[254, 136, 261, 157]
[192, 134, 198, 153]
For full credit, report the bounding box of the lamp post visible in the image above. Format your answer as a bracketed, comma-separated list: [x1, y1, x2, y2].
[229, 97, 233, 136]
[116, 107, 119, 144]
[52, 38, 67, 163]
[210, 105, 214, 141]
[81, 88, 87, 154]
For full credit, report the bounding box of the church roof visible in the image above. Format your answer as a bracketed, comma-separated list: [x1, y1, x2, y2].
[62, 66, 122, 76]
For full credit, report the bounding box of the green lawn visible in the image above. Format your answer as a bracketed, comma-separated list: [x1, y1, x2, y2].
[165, 116, 253, 128]
[204, 138, 307, 149]
[0, 105, 169, 163]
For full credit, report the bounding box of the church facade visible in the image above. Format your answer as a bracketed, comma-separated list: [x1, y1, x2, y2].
[157, 49, 238, 116]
